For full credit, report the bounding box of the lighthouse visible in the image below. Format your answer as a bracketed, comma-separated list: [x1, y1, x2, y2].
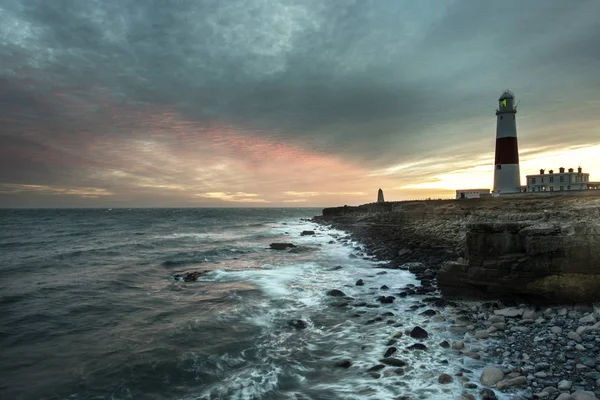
[493, 90, 521, 194]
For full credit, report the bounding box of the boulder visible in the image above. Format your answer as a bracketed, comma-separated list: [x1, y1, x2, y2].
[326, 289, 346, 297]
[495, 376, 526, 391]
[270, 242, 296, 250]
[438, 373, 453, 384]
[480, 367, 504, 386]
[300, 230, 315, 236]
[410, 326, 428, 339]
[383, 347, 397, 358]
[380, 357, 407, 367]
[174, 271, 206, 282]
[336, 360, 352, 368]
[355, 279, 364, 286]
[288, 319, 308, 329]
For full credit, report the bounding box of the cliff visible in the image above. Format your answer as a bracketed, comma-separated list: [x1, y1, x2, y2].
[315, 192, 600, 304]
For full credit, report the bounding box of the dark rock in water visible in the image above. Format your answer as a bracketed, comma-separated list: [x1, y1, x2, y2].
[383, 347, 397, 358]
[331, 301, 349, 308]
[336, 360, 352, 368]
[479, 388, 498, 400]
[380, 285, 389, 290]
[376, 271, 388, 275]
[355, 279, 364, 286]
[368, 372, 381, 379]
[381, 312, 394, 317]
[328, 240, 335, 244]
[288, 319, 308, 329]
[420, 309, 437, 317]
[386, 339, 397, 346]
[407, 343, 428, 351]
[327, 289, 346, 297]
[270, 243, 296, 250]
[422, 297, 447, 307]
[398, 292, 408, 297]
[174, 271, 206, 282]
[410, 327, 428, 339]
[380, 357, 407, 367]
[288, 246, 316, 253]
[353, 302, 367, 307]
[365, 304, 380, 308]
[377, 296, 395, 304]
[438, 373, 453, 384]
[329, 265, 343, 271]
[300, 230, 315, 236]
[439, 340, 450, 349]
[367, 364, 386, 372]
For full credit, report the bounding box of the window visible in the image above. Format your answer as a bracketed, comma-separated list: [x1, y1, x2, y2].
[560, 176, 564, 182]
[550, 187, 554, 191]
[532, 177, 536, 184]
[500, 116, 503, 120]
[497, 165, 502, 170]
[567, 186, 570, 190]
[560, 186, 564, 191]
[541, 177, 544, 183]
[549, 176, 554, 183]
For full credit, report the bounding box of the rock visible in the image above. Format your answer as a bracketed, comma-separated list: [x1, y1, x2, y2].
[407, 343, 428, 351]
[464, 352, 481, 360]
[336, 360, 352, 368]
[492, 322, 506, 331]
[550, 326, 563, 334]
[300, 230, 315, 236]
[494, 307, 524, 318]
[410, 326, 429, 339]
[459, 394, 476, 400]
[393, 332, 403, 339]
[476, 330, 490, 339]
[555, 394, 576, 400]
[571, 391, 598, 400]
[568, 331, 583, 342]
[270, 242, 296, 250]
[383, 347, 397, 358]
[377, 296, 395, 304]
[420, 309, 437, 317]
[380, 358, 407, 367]
[488, 315, 505, 323]
[480, 367, 504, 386]
[174, 270, 206, 282]
[398, 248, 412, 257]
[522, 309, 538, 319]
[452, 341, 465, 350]
[405, 262, 427, 273]
[479, 388, 498, 400]
[355, 279, 364, 286]
[438, 373, 453, 384]
[326, 289, 346, 297]
[367, 364, 385, 372]
[495, 376, 526, 391]
[580, 313, 597, 324]
[288, 319, 308, 329]
[557, 380, 572, 390]
[440, 340, 450, 349]
[368, 372, 381, 379]
[380, 285, 389, 290]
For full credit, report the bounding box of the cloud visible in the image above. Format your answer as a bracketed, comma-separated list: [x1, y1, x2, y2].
[1, 0, 599, 207]
[196, 192, 269, 203]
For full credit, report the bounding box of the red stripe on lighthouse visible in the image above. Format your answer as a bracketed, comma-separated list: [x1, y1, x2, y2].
[494, 137, 519, 164]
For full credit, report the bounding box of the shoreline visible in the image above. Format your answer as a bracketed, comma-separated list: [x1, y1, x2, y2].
[311, 214, 600, 400]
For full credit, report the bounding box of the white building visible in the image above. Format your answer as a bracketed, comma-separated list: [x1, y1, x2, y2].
[524, 167, 600, 192]
[456, 189, 491, 199]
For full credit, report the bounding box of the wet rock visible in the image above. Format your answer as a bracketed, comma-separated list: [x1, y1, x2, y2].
[407, 343, 428, 351]
[464, 352, 481, 360]
[571, 392, 597, 400]
[288, 319, 308, 329]
[377, 296, 395, 304]
[174, 271, 206, 282]
[383, 347, 397, 358]
[459, 394, 476, 400]
[376, 271, 388, 275]
[288, 246, 316, 253]
[393, 332, 403, 339]
[464, 383, 478, 389]
[367, 364, 386, 372]
[381, 312, 394, 317]
[380, 357, 407, 367]
[440, 340, 450, 349]
[438, 373, 453, 384]
[410, 326, 429, 339]
[270, 242, 296, 250]
[355, 279, 364, 286]
[558, 380, 573, 390]
[326, 289, 346, 297]
[336, 360, 352, 368]
[555, 394, 576, 400]
[368, 372, 381, 379]
[300, 230, 315, 236]
[386, 339, 397, 346]
[479, 388, 498, 400]
[393, 368, 405, 375]
[480, 367, 504, 386]
[493, 307, 524, 318]
[475, 330, 490, 339]
[420, 309, 437, 317]
[328, 266, 343, 271]
[380, 285, 389, 290]
[452, 341, 465, 350]
[495, 376, 526, 391]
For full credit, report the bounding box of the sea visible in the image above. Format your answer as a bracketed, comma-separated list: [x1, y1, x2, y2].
[0, 208, 500, 400]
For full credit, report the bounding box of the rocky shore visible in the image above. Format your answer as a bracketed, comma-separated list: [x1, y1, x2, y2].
[312, 194, 600, 399]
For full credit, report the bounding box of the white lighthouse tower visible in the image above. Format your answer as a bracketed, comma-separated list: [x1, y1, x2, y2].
[493, 90, 521, 194]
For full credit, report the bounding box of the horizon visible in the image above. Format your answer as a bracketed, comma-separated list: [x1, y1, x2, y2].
[2, 0, 599, 208]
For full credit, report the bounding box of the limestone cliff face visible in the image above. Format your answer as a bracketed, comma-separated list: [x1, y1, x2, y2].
[438, 220, 600, 303]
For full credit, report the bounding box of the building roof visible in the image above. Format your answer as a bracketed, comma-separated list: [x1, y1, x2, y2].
[499, 90, 515, 100]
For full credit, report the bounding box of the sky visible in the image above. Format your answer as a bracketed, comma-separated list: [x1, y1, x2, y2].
[1, 0, 599, 208]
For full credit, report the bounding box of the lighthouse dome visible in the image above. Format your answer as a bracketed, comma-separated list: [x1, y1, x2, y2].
[499, 90, 515, 100]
